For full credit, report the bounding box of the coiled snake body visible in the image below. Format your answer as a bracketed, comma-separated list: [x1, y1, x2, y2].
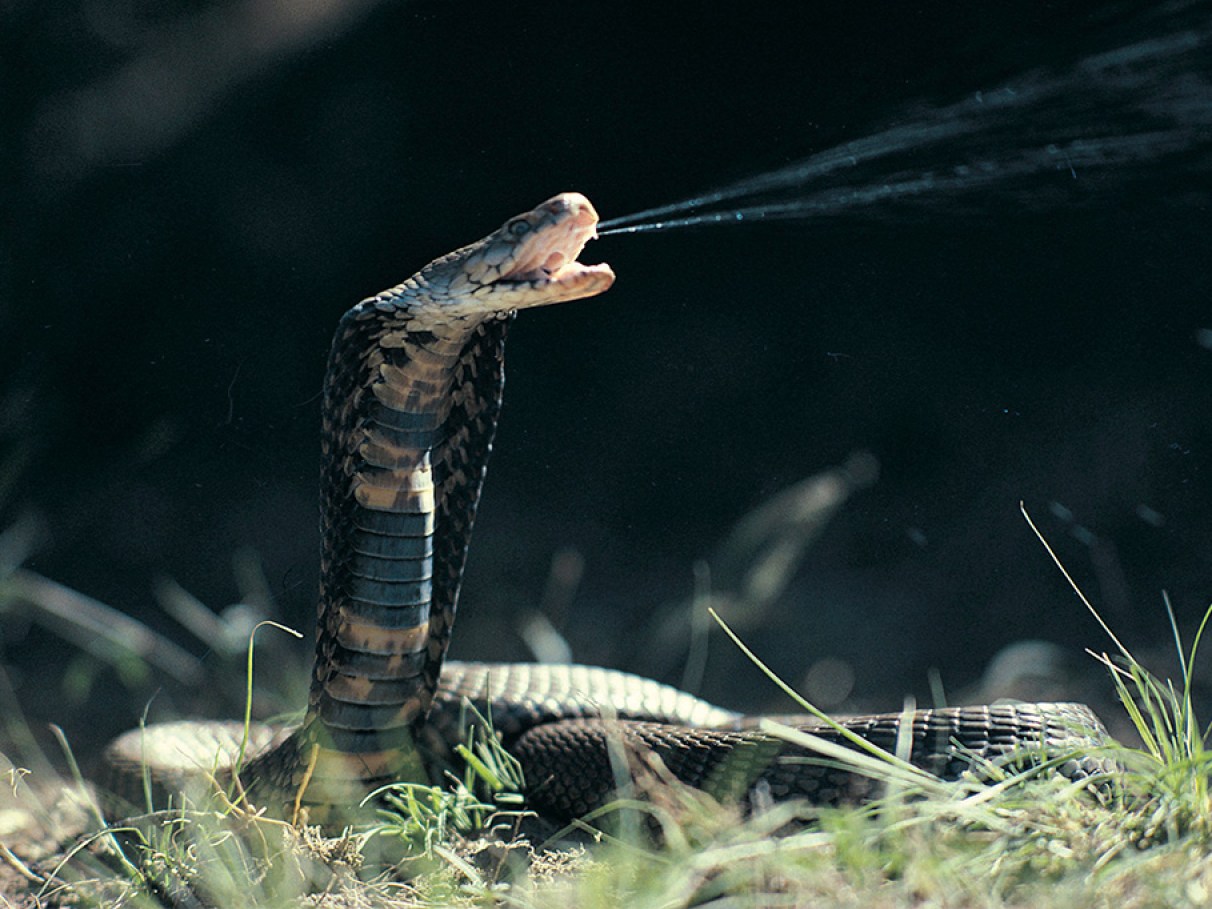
[104, 194, 1109, 824]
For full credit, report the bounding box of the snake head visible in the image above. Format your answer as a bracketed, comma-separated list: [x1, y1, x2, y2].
[399, 192, 616, 320]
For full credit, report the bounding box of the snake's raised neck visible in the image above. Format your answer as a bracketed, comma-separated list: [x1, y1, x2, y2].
[252, 194, 614, 819]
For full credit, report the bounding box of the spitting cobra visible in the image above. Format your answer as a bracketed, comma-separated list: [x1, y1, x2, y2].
[103, 193, 1110, 825]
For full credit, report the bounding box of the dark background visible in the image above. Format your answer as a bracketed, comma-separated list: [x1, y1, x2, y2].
[2, 1, 1209, 755]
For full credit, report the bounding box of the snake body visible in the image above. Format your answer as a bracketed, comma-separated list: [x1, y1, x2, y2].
[103, 193, 1109, 824]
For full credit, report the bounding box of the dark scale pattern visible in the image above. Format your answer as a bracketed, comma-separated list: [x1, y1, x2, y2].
[104, 660, 1111, 821]
[304, 303, 511, 771]
[429, 661, 741, 742]
[505, 701, 1112, 821]
[424, 315, 512, 688]
[313, 305, 393, 713]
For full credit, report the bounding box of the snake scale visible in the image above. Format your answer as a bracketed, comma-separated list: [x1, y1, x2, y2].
[103, 193, 1110, 825]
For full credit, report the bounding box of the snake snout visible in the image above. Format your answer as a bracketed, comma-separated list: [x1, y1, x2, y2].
[539, 191, 598, 222]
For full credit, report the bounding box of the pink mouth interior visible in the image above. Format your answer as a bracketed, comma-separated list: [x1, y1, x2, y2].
[501, 218, 599, 284]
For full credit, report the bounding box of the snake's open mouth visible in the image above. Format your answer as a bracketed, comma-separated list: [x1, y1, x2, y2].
[508, 255, 614, 290]
[495, 193, 615, 299]
[502, 251, 608, 286]
[508, 255, 615, 301]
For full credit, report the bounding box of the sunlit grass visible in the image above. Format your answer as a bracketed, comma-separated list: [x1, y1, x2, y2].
[3, 506, 1212, 906]
[14, 598, 1207, 908]
[3, 648, 1211, 907]
[367, 705, 529, 863]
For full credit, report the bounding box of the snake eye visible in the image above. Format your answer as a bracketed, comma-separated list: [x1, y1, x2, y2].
[507, 219, 531, 238]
